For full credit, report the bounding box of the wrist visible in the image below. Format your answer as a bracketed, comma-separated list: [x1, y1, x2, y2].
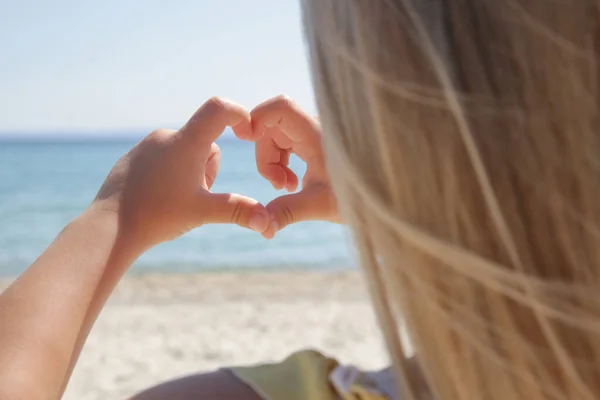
[76, 205, 144, 265]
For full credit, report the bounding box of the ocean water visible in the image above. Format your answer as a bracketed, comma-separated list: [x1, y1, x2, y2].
[0, 137, 353, 276]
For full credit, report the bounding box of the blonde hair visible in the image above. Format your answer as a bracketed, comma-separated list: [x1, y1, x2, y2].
[302, 1, 600, 399]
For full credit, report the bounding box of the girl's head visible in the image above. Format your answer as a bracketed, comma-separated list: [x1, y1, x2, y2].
[303, 1, 600, 399]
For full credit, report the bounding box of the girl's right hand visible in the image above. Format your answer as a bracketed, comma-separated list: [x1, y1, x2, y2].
[94, 97, 270, 252]
[252, 95, 340, 239]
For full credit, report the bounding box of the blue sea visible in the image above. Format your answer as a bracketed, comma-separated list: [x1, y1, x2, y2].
[0, 136, 353, 277]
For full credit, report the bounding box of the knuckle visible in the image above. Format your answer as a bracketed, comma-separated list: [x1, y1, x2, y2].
[146, 128, 176, 143]
[205, 96, 227, 112]
[280, 205, 294, 227]
[231, 202, 244, 226]
[273, 94, 294, 109]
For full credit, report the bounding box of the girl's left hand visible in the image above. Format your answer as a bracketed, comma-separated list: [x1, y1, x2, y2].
[252, 95, 339, 239]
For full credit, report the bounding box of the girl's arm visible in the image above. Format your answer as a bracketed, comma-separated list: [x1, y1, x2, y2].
[0, 207, 135, 400]
[0, 97, 269, 400]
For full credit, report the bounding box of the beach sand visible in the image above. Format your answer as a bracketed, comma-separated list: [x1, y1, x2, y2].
[1, 271, 388, 400]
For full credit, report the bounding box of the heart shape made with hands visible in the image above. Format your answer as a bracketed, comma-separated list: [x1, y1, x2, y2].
[95, 96, 337, 252]
[247, 96, 339, 239]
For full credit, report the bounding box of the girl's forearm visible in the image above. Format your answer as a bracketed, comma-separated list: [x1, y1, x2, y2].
[58, 230, 140, 397]
[0, 208, 139, 400]
[0, 98, 259, 400]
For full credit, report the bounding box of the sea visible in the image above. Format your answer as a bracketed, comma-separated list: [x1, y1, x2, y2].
[0, 135, 353, 277]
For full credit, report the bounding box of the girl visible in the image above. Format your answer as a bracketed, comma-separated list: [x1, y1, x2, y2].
[3, 1, 598, 399]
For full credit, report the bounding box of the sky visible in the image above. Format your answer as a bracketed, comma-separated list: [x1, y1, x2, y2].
[0, 0, 316, 136]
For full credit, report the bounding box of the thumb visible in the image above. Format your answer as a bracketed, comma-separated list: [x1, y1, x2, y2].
[201, 192, 270, 233]
[264, 184, 336, 239]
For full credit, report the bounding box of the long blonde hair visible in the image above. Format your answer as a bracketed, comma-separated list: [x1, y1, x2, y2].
[302, 1, 600, 399]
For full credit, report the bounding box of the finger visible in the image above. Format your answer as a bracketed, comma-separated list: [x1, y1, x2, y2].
[204, 143, 220, 189]
[276, 142, 299, 192]
[255, 129, 298, 190]
[180, 97, 254, 146]
[251, 95, 321, 159]
[261, 164, 298, 192]
[262, 184, 337, 239]
[201, 192, 270, 233]
[282, 165, 299, 192]
[262, 164, 287, 190]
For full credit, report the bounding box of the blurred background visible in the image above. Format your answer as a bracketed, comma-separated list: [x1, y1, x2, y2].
[0, 0, 353, 276]
[0, 2, 385, 400]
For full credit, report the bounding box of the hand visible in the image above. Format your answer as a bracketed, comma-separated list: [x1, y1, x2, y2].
[252, 95, 339, 239]
[93, 97, 270, 252]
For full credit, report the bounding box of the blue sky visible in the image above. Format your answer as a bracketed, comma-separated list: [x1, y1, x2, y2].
[0, 0, 315, 136]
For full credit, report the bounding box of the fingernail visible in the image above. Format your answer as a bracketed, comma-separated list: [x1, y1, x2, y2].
[249, 213, 268, 232]
[270, 219, 280, 232]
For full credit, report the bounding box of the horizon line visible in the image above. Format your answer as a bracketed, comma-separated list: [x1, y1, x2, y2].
[0, 128, 236, 142]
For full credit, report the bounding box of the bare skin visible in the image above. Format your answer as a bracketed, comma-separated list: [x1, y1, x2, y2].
[0, 95, 343, 400]
[109, 96, 421, 400]
[0, 97, 271, 400]
[129, 96, 343, 400]
[252, 95, 339, 239]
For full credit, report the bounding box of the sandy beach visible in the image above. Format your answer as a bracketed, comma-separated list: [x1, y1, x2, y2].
[2, 271, 389, 400]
